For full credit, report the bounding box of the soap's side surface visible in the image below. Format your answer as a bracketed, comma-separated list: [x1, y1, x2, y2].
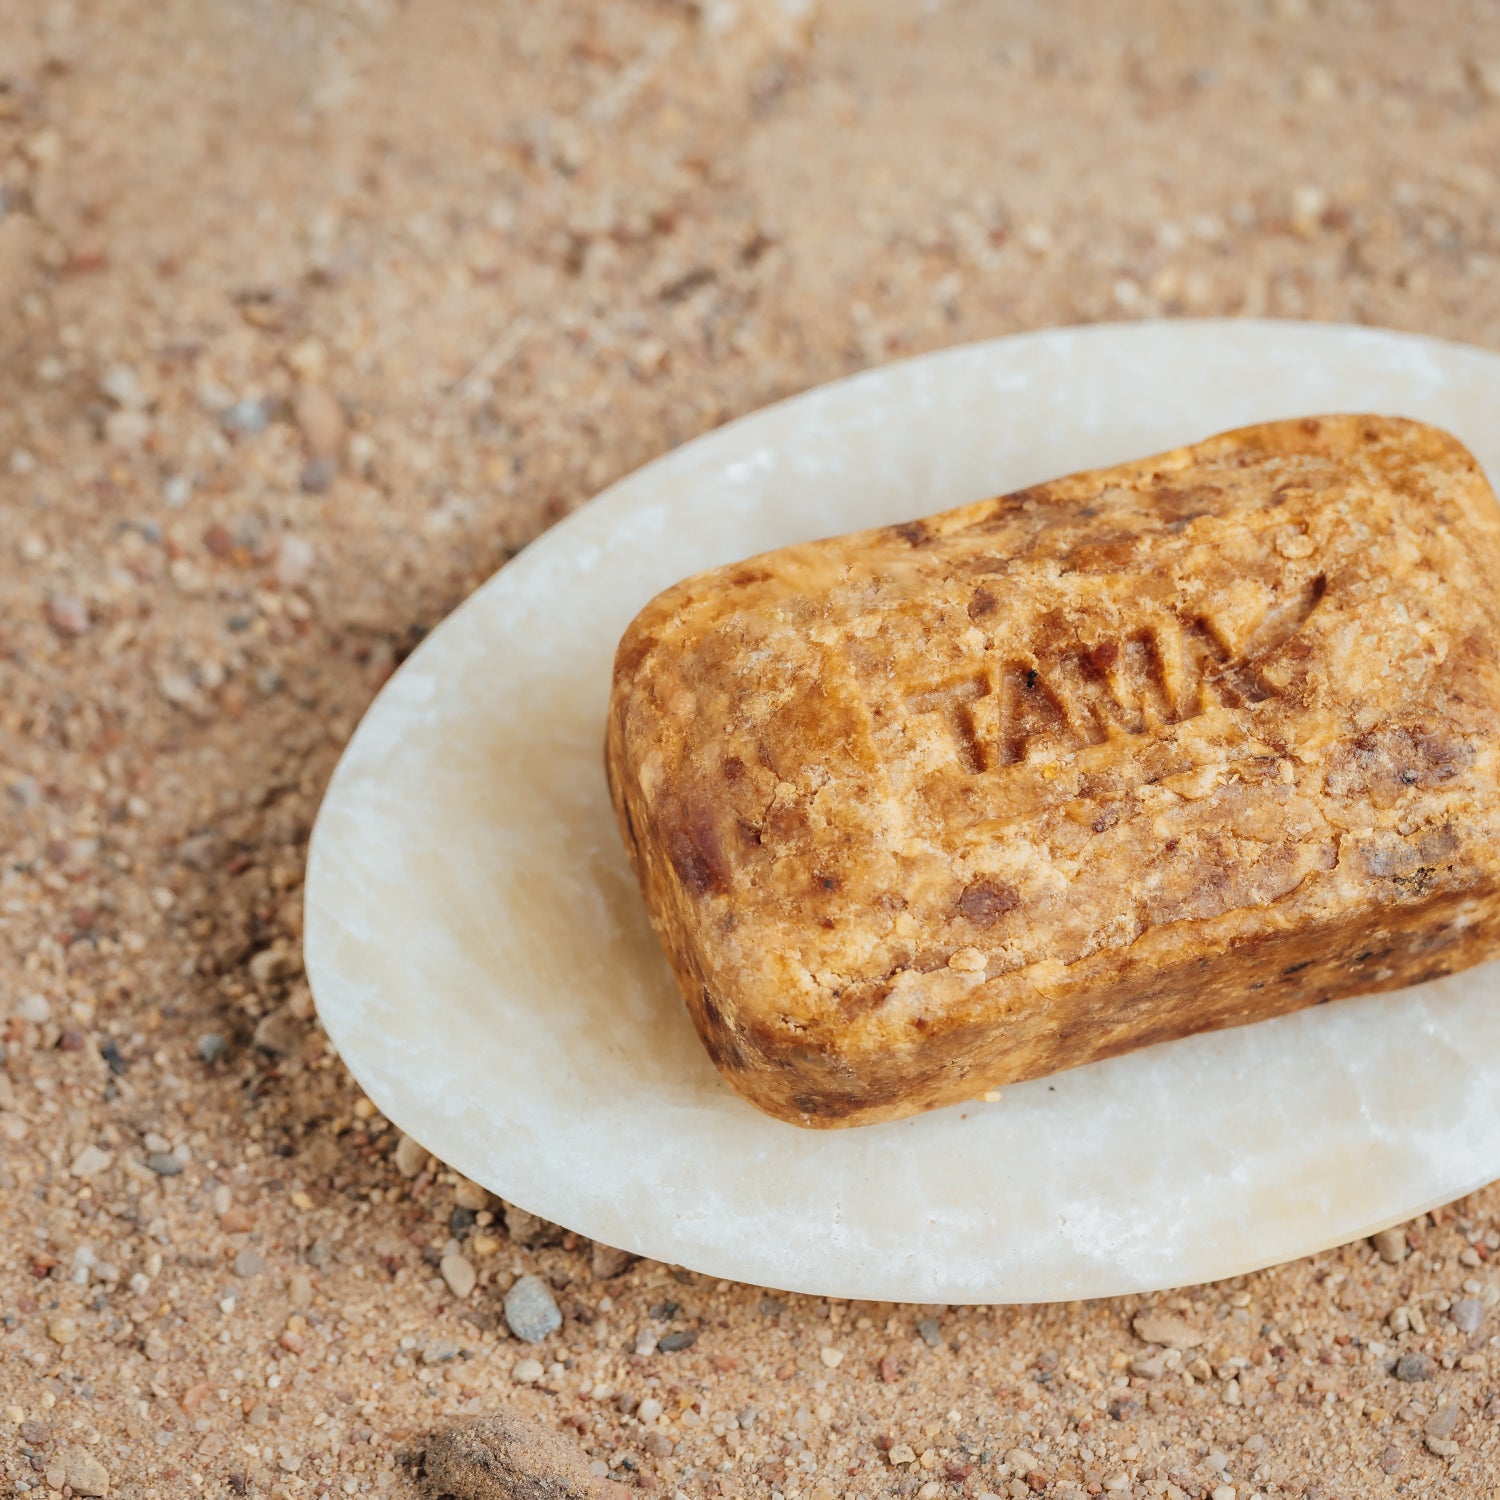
[606, 415, 1500, 1128]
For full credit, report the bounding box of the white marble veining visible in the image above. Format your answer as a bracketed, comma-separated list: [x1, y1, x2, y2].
[304, 320, 1500, 1303]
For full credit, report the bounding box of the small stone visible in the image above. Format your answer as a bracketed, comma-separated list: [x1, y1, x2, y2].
[1372, 1227, 1409, 1263]
[819, 1345, 844, 1367]
[441, 1253, 477, 1299]
[1451, 1296, 1485, 1334]
[424, 1411, 618, 1500]
[393, 1133, 428, 1177]
[275, 534, 315, 589]
[1394, 1351, 1436, 1382]
[233, 1249, 265, 1279]
[288, 1273, 313, 1307]
[1210, 1487, 1235, 1500]
[59, 1446, 109, 1496]
[504, 1273, 562, 1343]
[1132, 1311, 1205, 1348]
[252, 1009, 301, 1055]
[19, 1419, 50, 1444]
[16, 993, 51, 1023]
[452, 1176, 490, 1211]
[636, 1397, 663, 1425]
[293, 386, 346, 461]
[511, 1358, 544, 1385]
[504, 1203, 561, 1245]
[916, 1318, 942, 1348]
[145, 1152, 183, 1177]
[248, 946, 302, 984]
[888, 1445, 917, 1466]
[45, 593, 89, 637]
[1425, 1434, 1460, 1458]
[658, 1329, 698, 1352]
[197, 1033, 226, 1063]
[1425, 1404, 1462, 1440]
[69, 1145, 111, 1178]
[590, 1242, 637, 1279]
[100, 364, 146, 409]
[643, 1432, 674, 1459]
[48, 1316, 79, 1345]
[422, 1339, 461, 1366]
[1380, 1445, 1402, 1475]
[1129, 1349, 1169, 1379]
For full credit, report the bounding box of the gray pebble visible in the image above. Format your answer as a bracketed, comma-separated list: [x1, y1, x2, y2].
[658, 1329, 698, 1353]
[422, 1339, 461, 1366]
[737, 1407, 757, 1430]
[1394, 1350, 1435, 1382]
[504, 1273, 562, 1344]
[196, 1033, 226, 1063]
[1451, 1296, 1485, 1334]
[233, 1249, 265, 1279]
[916, 1317, 943, 1348]
[145, 1152, 183, 1177]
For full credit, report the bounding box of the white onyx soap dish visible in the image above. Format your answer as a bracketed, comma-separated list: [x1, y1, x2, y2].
[305, 320, 1500, 1304]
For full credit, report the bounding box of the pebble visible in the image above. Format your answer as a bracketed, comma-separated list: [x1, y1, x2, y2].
[421, 1339, 461, 1366]
[252, 1009, 301, 1055]
[636, 1397, 663, 1425]
[196, 1033, 226, 1063]
[1394, 1350, 1436, 1382]
[248, 945, 303, 983]
[1426, 1434, 1461, 1458]
[45, 592, 89, 637]
[425, 1412, 623, 1500]
[393, 1133, 428, 1177]
[233, 1249, 265, 1279]
[590, 1242, 637, 1279]
[440, 1252, 477, 1299]
[1210, 1487, 1235, 1500]
[452, 1176, 489, 1210]
[1131, 1311, 1206, 1348]
[145, 1152, 183, 1177]
[293, 385, 346, 460]
[916, 1318, 942, 1348]
[511, 1358, 544, 1385]
[1425, 1403, 1461, 1439]
[1450, 1296, 1485, 1333]
[48, 1316, 79, 1345]
[504, 1272, 562, 1343]
[275, 533, 316, 588]
[16, 993, 51, 1023]
[69, 1145, 112, 1178]
[54, 1447, 109, 1497]
[1371, 1227, 1408, 1263]
[658, 1329, 698, 1353]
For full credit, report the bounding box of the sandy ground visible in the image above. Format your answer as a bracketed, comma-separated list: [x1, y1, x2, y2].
[7, 0, 1500, 1497]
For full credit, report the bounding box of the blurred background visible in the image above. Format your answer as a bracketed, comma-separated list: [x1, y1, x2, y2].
[5, 3, 1500, 1497]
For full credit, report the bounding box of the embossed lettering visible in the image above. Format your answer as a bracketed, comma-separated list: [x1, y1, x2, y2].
[905, 575, 1325, 773]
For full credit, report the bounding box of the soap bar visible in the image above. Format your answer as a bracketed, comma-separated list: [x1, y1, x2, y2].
[605, 416, 1500, 1128]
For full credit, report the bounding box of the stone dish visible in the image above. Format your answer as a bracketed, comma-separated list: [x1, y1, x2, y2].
[304, 320, 1500, 1303]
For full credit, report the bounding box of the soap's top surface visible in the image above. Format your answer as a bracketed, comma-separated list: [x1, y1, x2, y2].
[613, 415, 1500, 1052]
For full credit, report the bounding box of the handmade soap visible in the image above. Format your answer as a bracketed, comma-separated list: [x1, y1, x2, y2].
[607, 415, 1500, 1127]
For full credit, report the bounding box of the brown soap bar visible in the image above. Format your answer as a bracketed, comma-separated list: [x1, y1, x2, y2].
[606, 416, 1500, 1128]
